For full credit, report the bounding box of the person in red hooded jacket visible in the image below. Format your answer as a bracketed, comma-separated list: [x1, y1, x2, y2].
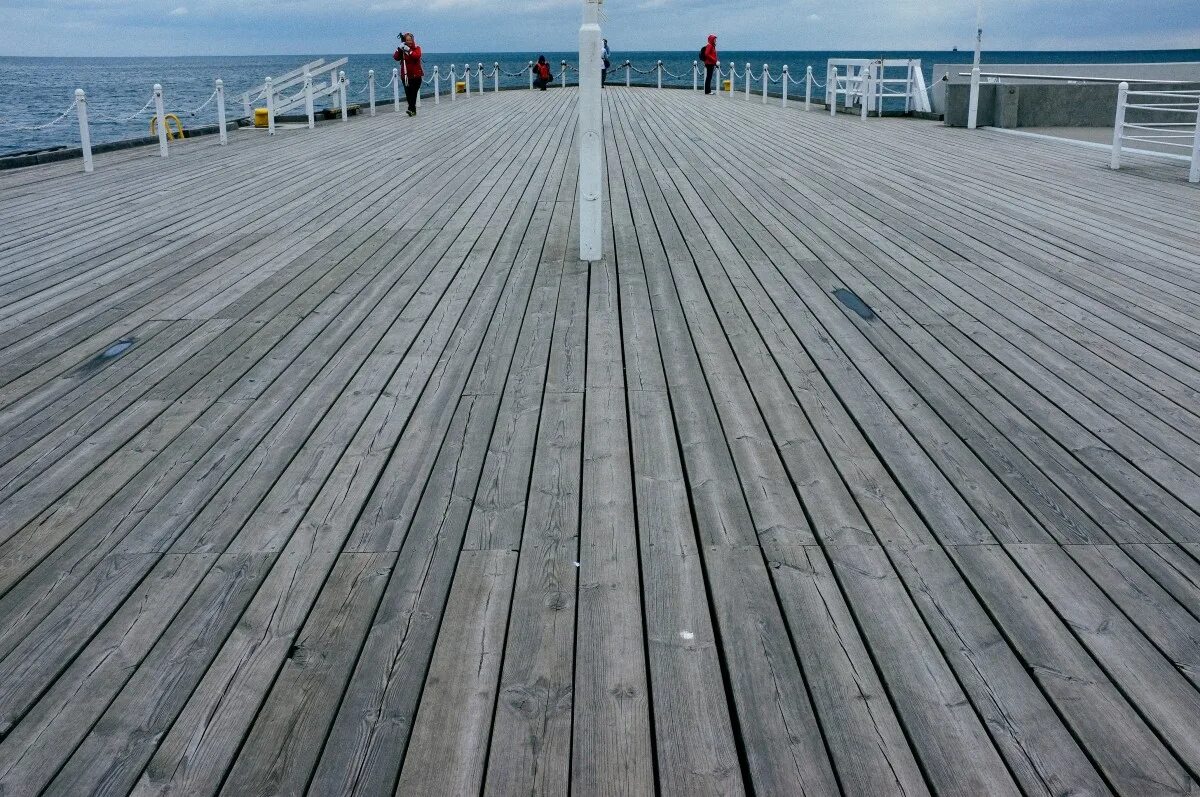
[393, 32, 424, 116]
[701, 34, 718, 95]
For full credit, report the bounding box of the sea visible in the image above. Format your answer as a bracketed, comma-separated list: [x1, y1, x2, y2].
[2, 49, 1198, 157]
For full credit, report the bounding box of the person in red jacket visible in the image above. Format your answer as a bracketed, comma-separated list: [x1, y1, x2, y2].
[533, 55, 553, 90]
[701, 34, 718, 95]
[393, 32, 424, 116]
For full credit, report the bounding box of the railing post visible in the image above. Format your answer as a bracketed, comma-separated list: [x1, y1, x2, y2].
[465, 65, 471, 97]
[478, 62, 484, 94]
[905, 60, 914, 114]
[657, 60, 663, 90]
[303, 70, 315, 128]
[861, 65, 870, 120]
[746, 63, 751, 100]
[715, 61, 720, 95]
[1191, 95, 1200, 183]
[693, 61, 698, 92]
[827, 65, 836, 111]
[579, 0, 602, 261]
[451, 65, 457, 101]
[392, 68, 400, 111]
[782, 65, 789, 107]
[762, 64, 768, 104]
[805, 66, 813, 110]
[967, 65, 981, 129]
[216, 79, 228, 144]
[433, 66, 440, 105]
[728, 63, 735, 98]
[75, 89, 93, 173]
[562, 61, 568, 89]
[339, 71, 348, 122]
[1109, 81, 1128, 170]
[626, 60, 631, 87]
[368, 69, 376, 116]
[530, 61, 535, 90]
[154, 83, 169, 155]
[494, 62, 500, 93]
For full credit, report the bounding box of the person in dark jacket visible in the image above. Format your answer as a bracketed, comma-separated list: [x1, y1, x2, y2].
[701, 34, 718, 94]
[393, 32, 424, 116]
[533, 55, 553, 90]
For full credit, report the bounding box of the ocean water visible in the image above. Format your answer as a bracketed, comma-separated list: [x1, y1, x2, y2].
[2, 49, 1198, 157]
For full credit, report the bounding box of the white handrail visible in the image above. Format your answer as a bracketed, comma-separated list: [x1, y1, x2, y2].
[1111, 80, 1200, 182]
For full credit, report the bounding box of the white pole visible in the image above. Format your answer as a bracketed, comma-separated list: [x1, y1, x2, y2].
[579, 0, 603, 261]
[339, 71, 348, 122]
[452, 65, 458, 101]
[905, 60, 914, 114]
[805, 66, 813, 110]
[494, 62, 500, 93]
[967, 65, 980, 129]
[861, 65, 870, 120]
[973, 0, 983, 69]
[433, 66, 439, 105]
[216, 79, 228, 144]
[827, 65, 835, 109]
[466, 65, 471, 97]
[562, 61, 568, 89]
[746, 63, 751, 100]
[728, 63, 735, 98]
[782, 65, 789, 107]
[303, 70, 314, 128]
[693, 61, 698, 92]
[393, 67, 400, 112]
[657, 60, 663, 90]
[478, 62, 484, 94]
[1110, 81, 1128, 170]
[154, 83, 169, 155]
[715, 61, 720, 95]
[1191, 96, 1200, 183]
[368, 70, 376, 116]
[75, 89, 93, 173]
[626, 60, 631, 87]
[762, 64, 768, 104]
[530, 61, 535, 90]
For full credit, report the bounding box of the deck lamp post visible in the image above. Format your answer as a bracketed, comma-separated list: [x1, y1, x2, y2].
[579, 0, 603, 261]
[968, 0, 983, 128]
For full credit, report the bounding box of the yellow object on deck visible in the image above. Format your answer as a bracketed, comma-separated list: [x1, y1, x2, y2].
[455, 81, 467, 94]
[150, 113, 187, 140]
[723, 79, 732, 92]
[254, 107, 269, 128]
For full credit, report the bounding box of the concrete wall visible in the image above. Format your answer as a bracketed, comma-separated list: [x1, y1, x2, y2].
[942, 81, 1200, 129]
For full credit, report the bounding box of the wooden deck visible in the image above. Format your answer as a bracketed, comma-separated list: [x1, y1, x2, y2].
[1, 86, 1200, 796]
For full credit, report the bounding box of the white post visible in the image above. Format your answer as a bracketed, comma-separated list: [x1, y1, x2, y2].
[562, 61, 568, 89]
[368, 70, 376, 116]
[728, 63, 735, 98]
[466, 65, 471, 97]
[715, 61, 720, 95]
[242, 92, 251, 119]
[967, 65, 980, 129]
[693, 61, 698, 92]
[216, 79, 228, 144]
[530, 61, 535, 90]
[762, 64, 768, 104]
[746, 63, 751, 100]
[1110, 82, 1128, 170]
[339, 71, 348, 122]
[75, 89, 93, 173]
[579, 0, 603, 261]
[827, 65, 836, 110]
[1191, 96, 1200, 183]
[452, 65, 458, 101]
[782, 65, 789, 107]
[861, 65, 870, 120]
[433, 66, 440, 105]
[905, 60, 914, 114]
[494, 62, 500, 93]
[154, 83, 169, 155]
[478, 62, 484, 94]
[393, 67, 401, 112]
[303, 70, 315, 128]
[657, 60, 663, 90]
[626, 60, 631, 87]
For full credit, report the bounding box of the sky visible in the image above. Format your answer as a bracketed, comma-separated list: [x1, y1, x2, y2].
[0, 0, 1197, 57]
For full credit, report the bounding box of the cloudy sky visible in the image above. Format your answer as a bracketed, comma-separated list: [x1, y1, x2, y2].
[1, 0, 1197, 57]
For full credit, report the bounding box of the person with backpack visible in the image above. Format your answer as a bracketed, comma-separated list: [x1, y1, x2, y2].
[533, 55, 553, 90]
[700, 34, 718, 95]
[393, 32, 424, 116]
[602, 39, 611, 85]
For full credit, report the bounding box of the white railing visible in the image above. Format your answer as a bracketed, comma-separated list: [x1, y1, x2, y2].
[270, 58, 349, 130]
[1111, 82, 1200, 183]
[828, 59, 930, 119]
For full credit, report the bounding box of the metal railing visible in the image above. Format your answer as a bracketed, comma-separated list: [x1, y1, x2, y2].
[1111, 81, 1200, 183]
